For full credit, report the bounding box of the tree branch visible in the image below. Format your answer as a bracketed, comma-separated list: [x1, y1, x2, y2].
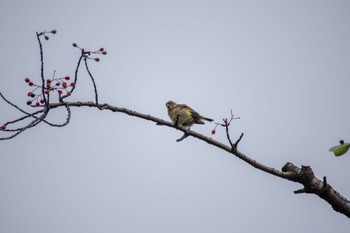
[46, 101, 350, 218]
[2, 30, 349, 219]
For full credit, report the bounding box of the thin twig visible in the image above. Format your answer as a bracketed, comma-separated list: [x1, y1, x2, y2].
[36, 32, 49, 107]
[234, 133, 244, 148]
[60, 51, 84, 101]
[0, 92, 68, 128]
[225, 122, 234, 149]
[0, 92, 34, 116]
[0, 108, 49, 140]
[84, 58, 99, 105]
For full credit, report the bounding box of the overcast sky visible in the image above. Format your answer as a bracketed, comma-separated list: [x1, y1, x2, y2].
[1, 1, 350, 232]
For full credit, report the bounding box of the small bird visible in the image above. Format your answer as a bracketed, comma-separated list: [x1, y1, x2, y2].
[166, 100, 213, 128]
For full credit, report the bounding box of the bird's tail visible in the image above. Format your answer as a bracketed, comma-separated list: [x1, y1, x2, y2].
[201, 116, 214, 122]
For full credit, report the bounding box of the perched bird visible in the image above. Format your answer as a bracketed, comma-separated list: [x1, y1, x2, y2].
[166, 100, 213, 128]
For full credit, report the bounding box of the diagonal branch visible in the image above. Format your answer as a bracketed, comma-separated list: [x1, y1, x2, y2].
[45, 100, 350, 217]
[282, 163, 350, 215]
[0, 92, 69, 128]
[2, 30, 349, 218]
[0, 107, 49, 140]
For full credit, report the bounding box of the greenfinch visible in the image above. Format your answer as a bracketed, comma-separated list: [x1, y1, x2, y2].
[166, 100, 213, 127]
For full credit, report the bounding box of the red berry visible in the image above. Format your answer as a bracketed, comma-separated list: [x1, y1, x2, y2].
[40, 99, 45, 103]
[26, 100, 32, 105]
[46, 79, 51, 84]
[72, 43, 77, 47]
[99, 47, 104, 51]
[35, 102, 40, 106]
[67, 91, 71, 96]
[25, 77, 30, 83]
[102, 51, 107, 55]
[30, 93, 35, 98]
[45, 36, 49, 40]
[44, 90, 50, 94]
[94, 58, 100, 62]
[70, 82, 75, 87]
[51, 29, 57, 34]
[57, 90, 62, 94]
[65, 76, 70, 80]
[211, 129, 216, 135]
[29, 82, 33, 86]
[55, 82, 60, 86]
[1, 124, 6, 130]
[27, 92, 32, 97]
[62, 82, 67, 88]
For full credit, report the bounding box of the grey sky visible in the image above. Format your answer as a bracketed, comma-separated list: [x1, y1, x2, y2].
[1, 0, 350, 232]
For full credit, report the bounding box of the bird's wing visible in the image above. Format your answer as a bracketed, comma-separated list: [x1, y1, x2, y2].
[178, 104, 200, 119]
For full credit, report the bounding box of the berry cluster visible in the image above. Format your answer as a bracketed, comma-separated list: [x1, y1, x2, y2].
[25, 76, 75, 106]
[37, 29, 57, 40]
[72, 43, 107, 62]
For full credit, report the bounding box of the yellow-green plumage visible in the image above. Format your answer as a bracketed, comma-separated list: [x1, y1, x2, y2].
[166, 100, 213, 127]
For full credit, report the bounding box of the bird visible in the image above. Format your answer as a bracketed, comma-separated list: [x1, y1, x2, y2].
[166, 100, 213, 128]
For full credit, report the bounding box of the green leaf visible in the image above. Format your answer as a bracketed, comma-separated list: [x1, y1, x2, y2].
[329, 143, 350, 156]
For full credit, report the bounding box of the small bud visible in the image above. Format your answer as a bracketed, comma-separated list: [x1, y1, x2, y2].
[26, 100, 32, 105]
[72, 43, 78, 47]
[65, 76, 70, 80]
[57, 90, 62, 94]
[211, 129, 216, 135]
[51, 29, 57, 34]
[70, 82, 75, 87]
[1, 124, 6, 130]
[35, 102, 40, 106]
[25, 77, 30, 83]
[30, 93, 35, 98]
[95, 58, 100, 62]
[45, 36, 49, 40]
[29, 82, 34, 86]
[44, 90, 50, 94]
[40, 99, 45, 104]
[27, 92, 32, 97]
[99, 47, 104, 51]
[55, 82, 60, 86]
[102, 51, 107, 55]
[67, 91, 71, 96]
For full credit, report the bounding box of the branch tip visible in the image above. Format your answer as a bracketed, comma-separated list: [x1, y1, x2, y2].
[233, 132, 244, 149]
[176, 133, 189, 142]
[294, 188, 306, 194]
[323, 176, 328, 188]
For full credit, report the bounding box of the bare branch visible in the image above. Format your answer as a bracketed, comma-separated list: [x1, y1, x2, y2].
[0, 92, 70, 128]
[84, 57, 99, 105]
[60, 50, 83, 101]
[0, 108, 49, 140]
[36, 32, 49, 107]
[45, 101, 350, 218]
[0, 92, 34, 116]
[282, 163, 350, 216]
[234, 132, 244, 148]
[2, 30, 350, 219]
[176, 133, 189, 142]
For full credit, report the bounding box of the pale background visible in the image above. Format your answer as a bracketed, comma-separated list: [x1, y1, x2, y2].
[1, 1, 350, 232]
